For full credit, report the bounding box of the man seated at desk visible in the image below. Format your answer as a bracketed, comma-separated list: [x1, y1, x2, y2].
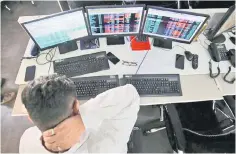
[19, 75, 140, 153]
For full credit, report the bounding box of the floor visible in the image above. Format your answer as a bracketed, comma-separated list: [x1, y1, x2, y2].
[1, 1, 60, 153]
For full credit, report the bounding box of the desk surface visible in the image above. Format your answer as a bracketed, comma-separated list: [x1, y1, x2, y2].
[12, 8, 234, 116]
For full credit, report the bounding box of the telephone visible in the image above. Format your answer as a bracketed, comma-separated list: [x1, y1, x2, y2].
[208, 43, 227, 62]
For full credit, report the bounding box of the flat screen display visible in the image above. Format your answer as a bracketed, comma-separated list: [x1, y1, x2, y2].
[143, 7, 208, 43]
[23, 9, 88, 49]
[86, 6, 144, 36]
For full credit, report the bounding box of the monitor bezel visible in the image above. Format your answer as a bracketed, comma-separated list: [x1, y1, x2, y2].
[21, 7, 89, 51]
[85, 4, 146, 37]
[208, 5, 235, 40]
[142, 5, 210, 44]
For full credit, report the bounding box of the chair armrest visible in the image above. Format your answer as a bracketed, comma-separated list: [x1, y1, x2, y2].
[164, 104, 186, 152]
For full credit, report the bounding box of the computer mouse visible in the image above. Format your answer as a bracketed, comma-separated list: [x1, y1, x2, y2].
[230, 37, 235, 45]
[192, 54, 198, 69]
[184, 51, 193, 61]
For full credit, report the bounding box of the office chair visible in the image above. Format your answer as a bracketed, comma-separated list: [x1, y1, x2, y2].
[174, 101, 235, 153]
[128, 105, 180, 153]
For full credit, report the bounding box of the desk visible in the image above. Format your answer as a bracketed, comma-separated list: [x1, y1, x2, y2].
[215, 73, 236, 96]
[13, 8, 234, 116]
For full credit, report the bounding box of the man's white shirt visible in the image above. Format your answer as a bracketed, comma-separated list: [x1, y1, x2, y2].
[19, 84, 140, 153]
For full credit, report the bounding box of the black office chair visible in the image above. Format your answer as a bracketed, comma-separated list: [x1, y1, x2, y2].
[172, 101, 235, 153]
[128, 105, 173, 153]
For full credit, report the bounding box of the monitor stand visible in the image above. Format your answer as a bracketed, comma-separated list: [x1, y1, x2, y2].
[58, 41, 78, 54]
[106, 36, 125, 45]
[153, 38, 172, 49]
[211, 34, 226, 43]
[80, 38, 100, 50]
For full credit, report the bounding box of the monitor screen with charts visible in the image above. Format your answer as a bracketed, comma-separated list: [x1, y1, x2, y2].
[86, 5, 145, 36]
[22, 8, 88, 50]
[143, 6, 209, 43]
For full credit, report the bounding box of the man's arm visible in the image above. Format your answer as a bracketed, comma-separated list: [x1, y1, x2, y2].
[80, 84, 140, 131]
[43, 84, 140, 152]
[79, 84, 140, 152]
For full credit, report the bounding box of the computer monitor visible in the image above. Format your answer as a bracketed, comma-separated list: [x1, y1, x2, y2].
[85, 5, 145, 45]
[207, 5, 235, 43]
[142, 6, 209, 48]
[21, 8, 89, 53]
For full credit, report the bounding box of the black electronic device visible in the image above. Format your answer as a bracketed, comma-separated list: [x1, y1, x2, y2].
[142, 5, 209, 48]
[21, 8, 89, 53]
[175, 54, 185, 70]
[107, 52, 120, 65]
[228, 49, 235, 67]
[58, 41, 78, 54]
[85, 5, 145, 45]
[184, 51, 194, 61]
[207, 5, 235, 43]
[208, 43, 228, 62]
[121, 74, 182, 96]
[24, 65, 36, 81]
[229, 37, 235, 45]
[80, 38, 100, 50]
[53, 51, 109, 77]
[192, 54, 198, 69]
[136, 35, 148, 42]
[30, 43, 40, 56]
[106, 36, 125, 45]
[71, 75, 120, 100]
[153, 38, 172, 49]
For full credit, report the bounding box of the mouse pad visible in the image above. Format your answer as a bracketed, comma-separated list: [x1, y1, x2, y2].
[80, 39, 100, 50]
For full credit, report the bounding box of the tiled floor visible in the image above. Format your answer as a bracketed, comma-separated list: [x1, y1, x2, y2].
[1, 1, 60, 152]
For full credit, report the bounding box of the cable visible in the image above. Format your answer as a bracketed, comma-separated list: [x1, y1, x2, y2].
[183, 128, 235, 137]
[209, 61, 220, 78]
[47, 48, 57, 75]
[36, 48, 55, 65]
[223, 66, 235, 84]
[135, 50, 149, 74]
[35, 47, 56, 75]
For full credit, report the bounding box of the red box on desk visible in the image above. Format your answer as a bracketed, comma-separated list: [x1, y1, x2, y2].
[130, 36, 151, 51]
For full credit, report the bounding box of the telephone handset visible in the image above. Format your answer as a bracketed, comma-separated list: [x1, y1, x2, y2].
[208, 43, 227, 62]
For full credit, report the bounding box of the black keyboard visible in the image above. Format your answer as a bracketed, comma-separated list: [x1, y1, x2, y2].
[121, 74, 182, 96]
[53, 51, 109, 77]
[71, 75, 119, 100]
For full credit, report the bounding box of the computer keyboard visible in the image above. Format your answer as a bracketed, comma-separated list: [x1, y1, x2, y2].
[53, 51, 109, 77]
[121, 74, 182, 96]
[71, 75, 120, 99]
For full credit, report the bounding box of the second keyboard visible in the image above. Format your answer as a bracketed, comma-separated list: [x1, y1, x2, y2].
[53, 51, 109, 77]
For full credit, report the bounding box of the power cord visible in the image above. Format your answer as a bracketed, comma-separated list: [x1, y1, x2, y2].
[223, 66, 235, 84]
[35, 47, 57, 75]
[209, 60, 220, 78]
[135, 50, 149, 74]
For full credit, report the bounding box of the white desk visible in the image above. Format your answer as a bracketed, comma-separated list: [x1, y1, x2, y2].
[13, 8, 234, 116]
[215, 73, 236, 96]
[15, 38, 147, 84]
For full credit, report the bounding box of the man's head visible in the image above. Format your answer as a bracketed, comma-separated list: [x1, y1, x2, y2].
[22, 75, 78, 132]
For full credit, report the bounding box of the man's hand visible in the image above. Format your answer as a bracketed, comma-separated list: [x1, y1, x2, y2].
[42, 115, 85, 152]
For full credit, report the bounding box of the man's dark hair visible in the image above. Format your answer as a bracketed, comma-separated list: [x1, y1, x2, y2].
[22, 75, 76, 132]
